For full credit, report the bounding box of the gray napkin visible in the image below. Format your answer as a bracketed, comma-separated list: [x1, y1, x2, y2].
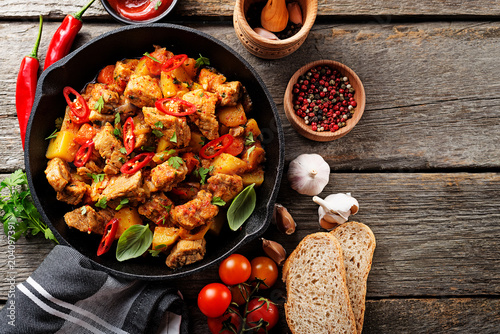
[0, 245, 188, 334]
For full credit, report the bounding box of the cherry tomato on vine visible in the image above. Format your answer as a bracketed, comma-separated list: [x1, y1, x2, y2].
[207, 307, 242, 334]
[197, 283, 232, 318]
[249, 256, 278, 289]
[229, 283, 251, 306]
[219, 254, 252, 286]
[246, 297, 279, 333]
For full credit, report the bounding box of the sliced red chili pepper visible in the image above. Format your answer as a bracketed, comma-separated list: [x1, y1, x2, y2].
[73, 140, 94, 167]
[199, 134, 234, 159]
[155, 97, 196, 117]
[160, 54, 188, 72]
[123, 116, 135, 155]
[63, 86, 90, 124]
[120, 152, 155, 174]
[97, 218, 118, 256]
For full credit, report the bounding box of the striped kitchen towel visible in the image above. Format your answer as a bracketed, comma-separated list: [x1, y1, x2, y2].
[0, 245, 188, 334]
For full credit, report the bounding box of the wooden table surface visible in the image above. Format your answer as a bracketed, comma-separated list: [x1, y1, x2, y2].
[1, 1, 500, 333]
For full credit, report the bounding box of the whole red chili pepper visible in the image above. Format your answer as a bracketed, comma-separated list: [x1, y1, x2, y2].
[97, 218, 119, 256]
[16, 15, 43, 150]
[199, 134, 234, 159]
[44, 0, 96, 70]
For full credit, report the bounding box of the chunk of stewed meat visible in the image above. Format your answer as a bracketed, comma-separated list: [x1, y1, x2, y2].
[45, 158, 71, 192]
[124, 74, 163, 108]
[198, 68, 242, 106]
[96, 171, 145, 203]
[64, 205, 114, 235]
[150, 160, 188, 192]
[93, 123, 127, 174]
[165, 238, 206, 269]
[142, 107, 191, 147]
[207, 174, 243, 203]
[56, 179, 89, 205]
[183, 89, 219, 140]
[170, 190, 218, 230]
[138, 192, 174, 225]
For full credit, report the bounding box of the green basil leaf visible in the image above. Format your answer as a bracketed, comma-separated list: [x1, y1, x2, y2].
[227, 183, 256, 231]
[116, 224, 153, 262]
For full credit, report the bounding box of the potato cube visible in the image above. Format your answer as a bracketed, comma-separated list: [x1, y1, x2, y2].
[211, 153, 247, 175]
[46, 131, 79, 162]
[114, 207, 143, 239]
[152, 226, 180, 252]
[217, 103, 247, 127]
[245, 118, 261, 138]
[241, 168, 265, 187]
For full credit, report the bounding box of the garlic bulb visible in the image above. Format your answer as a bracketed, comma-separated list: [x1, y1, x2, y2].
[313, 193, 359, 230]
[288, 154, 330, 196]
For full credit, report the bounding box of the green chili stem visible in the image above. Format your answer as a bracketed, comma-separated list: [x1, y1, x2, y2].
[29, 15, 43, 59]
[74, 0, 96, 21]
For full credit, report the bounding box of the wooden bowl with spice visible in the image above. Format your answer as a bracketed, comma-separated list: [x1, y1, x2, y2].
[233, 0, 318, 59]
[284, 60, 366, 141]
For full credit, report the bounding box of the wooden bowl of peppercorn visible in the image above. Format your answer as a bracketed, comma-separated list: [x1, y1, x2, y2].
[233, 0, 318, 59]
[284, 60, 366, 141]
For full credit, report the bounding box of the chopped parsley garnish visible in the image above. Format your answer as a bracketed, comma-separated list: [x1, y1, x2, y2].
[95, 197, 108, 209]
[155, 121, 164, 129]
[144, 52, 160, 63]
[160, 204, 172, 212]
[113, 127, 122, 138]
[119, 147, 127, 154]
[194, 166, 213, 185]
[152, 129, 164, 138]
[149, 244, 166, 257]
[114, 112, 121, 125]
[45, 129, 59, 140]
[247, 146, 256, 155]
[245, 132, 255, 146]
[141, 145, 155, 152]
[168, 156, 184, 169]
[87, 173, 105, 183]
[170, 131, 177, 143]
[211, 197, 226, 206]
[55, 117, 64, 130]
[115, 198, 130, 211]
[195, 54, 210, 68]
[94, 96, 104, 112]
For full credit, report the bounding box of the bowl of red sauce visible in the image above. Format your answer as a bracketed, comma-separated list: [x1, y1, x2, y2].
[100, 0, 178, 24]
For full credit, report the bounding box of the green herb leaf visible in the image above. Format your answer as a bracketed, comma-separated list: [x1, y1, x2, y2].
[88, 173, 105, 183]
[152, 129, 164, 138]
[116, 198, 130, 211]
[247, 145, 256, 155]
[55, 117, 64, 130]
[170, 131, 177, 143]
[114, 127, 122, 138]
[154, 0, 162, 10]
[154, 121, 164, 129]
[0, 170, 58, 244]
[141, 145, 155, 152]
[119, 147, 127, 154]
[149, 244, 166, 257]
[94, 96, 104, 112]
[45, 129, 59, 140]
[168, 156, 184, 169]
[195, 54, 210, 68]
[116, 224, 153, 261]
[143, 52, 161, 63]
[245, 132, 255, 146]
[160, 204, 172, 212]
[194, 166, 213, 185]
[212, 197, 226, 206]
[227, 183, 256, 231]
[114, 112, 121, 125]
[95, 196, 107, 209]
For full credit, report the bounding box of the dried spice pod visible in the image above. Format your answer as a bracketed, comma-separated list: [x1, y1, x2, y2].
[262, 238, 287, 266]
[273, 203, 296, 235]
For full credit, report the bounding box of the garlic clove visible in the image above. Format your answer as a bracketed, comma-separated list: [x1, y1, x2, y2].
[262, 238, 287, 266]
[313, 193, 359, 229]
[254, 27, 280, 40]
[320, 218, 340, 230]
[288, 154, 330, 196]
[273, 203, 296, 235]
[287, 2, 303, 25]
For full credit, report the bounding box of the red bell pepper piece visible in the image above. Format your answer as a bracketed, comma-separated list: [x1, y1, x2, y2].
[120, 152, 155, 174]
[44, 0, 96, 70]
[97, 65, 115, 85]
[74, 123, 96, 145]
[15, 15, 43, 150]
[160, 54, 188, 72]
[63, 86, 90, 124]
[97, 218, 119, 256]
[155, 97, 196, 117]
[199, 134, 234, 159]
[123, 117, 135, 155]
[73, 140, 94, 167]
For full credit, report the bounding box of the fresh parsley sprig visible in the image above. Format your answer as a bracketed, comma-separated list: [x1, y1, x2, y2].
[0, 170, 58, 244]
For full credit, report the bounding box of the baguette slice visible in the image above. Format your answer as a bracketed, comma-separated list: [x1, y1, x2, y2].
[331, 222, 376, 334]
[283, 232, 357, 334]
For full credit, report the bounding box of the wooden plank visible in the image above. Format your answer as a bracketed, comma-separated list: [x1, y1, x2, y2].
[1, 22, 500, 171]
[1, 0, 500, 19]
[1, 172, 499, 299]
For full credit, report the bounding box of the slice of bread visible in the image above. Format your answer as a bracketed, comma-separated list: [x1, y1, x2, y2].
[282, 232, 357, 334]
[331, 222, 376, 334]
